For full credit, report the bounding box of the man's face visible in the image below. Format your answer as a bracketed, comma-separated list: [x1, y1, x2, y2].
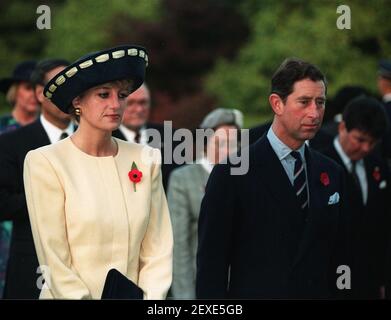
[338, 122, 378, 161]
[274, 78, 326, 145]
[122, 85, 150, 131]
[206, 125, 240, 164]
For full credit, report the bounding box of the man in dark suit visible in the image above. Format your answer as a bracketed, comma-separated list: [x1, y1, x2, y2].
[112, 84, 180, 191]
[0, 58, 73, 298]
[322, 96, 390, 299]
[196, 58, 347, 299]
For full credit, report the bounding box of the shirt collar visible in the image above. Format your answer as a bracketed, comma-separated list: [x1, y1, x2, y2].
[267, 126, 306, 161]
[383, 93, 391, 103]
[119, 124, 146, 143]
[197, 156, 214, 174]
[333, 136, 363, 171]
[40, 114, 74, 144]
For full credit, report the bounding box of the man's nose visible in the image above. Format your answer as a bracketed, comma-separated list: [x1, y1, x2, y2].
[308, 101, 320, 119]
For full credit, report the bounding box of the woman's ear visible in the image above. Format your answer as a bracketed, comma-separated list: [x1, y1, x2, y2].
[269, 93, 284, 116]
[72, 96, 81, 108]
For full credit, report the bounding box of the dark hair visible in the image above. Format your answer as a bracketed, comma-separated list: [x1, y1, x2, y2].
[343, 95, 389, 139]
[271, 57, 327, 102]
[30, 58, 70, 87]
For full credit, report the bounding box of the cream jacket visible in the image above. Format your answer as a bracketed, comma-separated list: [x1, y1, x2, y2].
[23, 137, 173, 299]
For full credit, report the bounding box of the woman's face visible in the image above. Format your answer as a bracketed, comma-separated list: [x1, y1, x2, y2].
[74, 82, 130, 132]
[15, 81, 38, 113]
[206, 125, 240, 164]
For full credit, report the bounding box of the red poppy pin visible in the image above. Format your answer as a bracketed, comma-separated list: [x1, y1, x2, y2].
[373, 166, 381, 182]
[320, 172, 330, 186]
[128, 161, 142, 192]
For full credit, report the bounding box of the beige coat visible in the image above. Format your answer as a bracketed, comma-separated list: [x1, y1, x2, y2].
[23, 137, 173, 299]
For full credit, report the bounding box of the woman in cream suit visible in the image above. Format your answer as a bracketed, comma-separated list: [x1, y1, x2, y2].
[23, 45, 173, 299]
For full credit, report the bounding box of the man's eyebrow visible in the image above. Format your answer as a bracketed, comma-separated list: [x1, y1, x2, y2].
[296, 96, 326, 100]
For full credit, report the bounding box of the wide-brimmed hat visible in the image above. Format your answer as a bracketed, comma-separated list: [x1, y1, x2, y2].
[0, 60, 37, 93]
[200, 108, 243, 130]
[43, 44, 148, 113]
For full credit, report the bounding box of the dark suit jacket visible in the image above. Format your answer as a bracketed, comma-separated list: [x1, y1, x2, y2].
[113, 123, 181, 191]
[0, 120, 50, 298]
[196, 135, 347, 299]
[323, 143, 391, 299]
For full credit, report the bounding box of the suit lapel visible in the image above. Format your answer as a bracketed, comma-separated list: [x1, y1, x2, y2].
[34, 119, 51, 146]
[292, 146, 327, 267]
[254, 137, 302, 214]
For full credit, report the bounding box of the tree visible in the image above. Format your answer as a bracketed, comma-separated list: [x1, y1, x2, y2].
[206, 0, 391, 117]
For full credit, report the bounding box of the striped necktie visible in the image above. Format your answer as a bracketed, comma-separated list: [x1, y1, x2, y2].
[291, 151, 309, 211]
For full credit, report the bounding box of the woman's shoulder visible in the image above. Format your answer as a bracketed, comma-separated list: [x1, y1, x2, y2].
[26, 138, 70, 159]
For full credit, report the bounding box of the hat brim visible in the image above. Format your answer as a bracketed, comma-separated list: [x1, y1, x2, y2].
[0, 76, 35, 93]
[44, 45, 148, 114]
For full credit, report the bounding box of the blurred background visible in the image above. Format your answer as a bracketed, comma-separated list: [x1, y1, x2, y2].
[0, 0, 390, 129]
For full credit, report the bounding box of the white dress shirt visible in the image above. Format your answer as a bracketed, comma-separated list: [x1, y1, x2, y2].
[40, 114, 74, 144]
[267, 127, 307, 184]
[383, 93, 391, 103]
[118, 124, 148, 145]
[334, 137, 368, 204]
[197, 156, 214, 174]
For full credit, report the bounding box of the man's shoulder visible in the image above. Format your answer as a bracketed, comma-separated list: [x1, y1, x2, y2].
[310, 147, 344, 174]
[0, 120, 43, 146]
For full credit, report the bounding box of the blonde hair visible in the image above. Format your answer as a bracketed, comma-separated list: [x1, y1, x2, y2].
[6, 83, 17, 106]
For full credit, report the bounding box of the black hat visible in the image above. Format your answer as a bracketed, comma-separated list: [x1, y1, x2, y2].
[44, 45, 148, 114]
[378, 59, 391, 80]
[0, 60, 37, 93]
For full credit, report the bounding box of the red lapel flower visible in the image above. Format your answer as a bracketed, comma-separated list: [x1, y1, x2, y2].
[128, 161, 142, 192]
[373, 166, 381, 182]
[320, 172, 330, 186]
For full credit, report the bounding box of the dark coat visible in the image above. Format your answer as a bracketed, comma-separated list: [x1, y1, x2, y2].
[0, 119, 50, 298]
[196, 135, 348, 299]
[323, 143, 391, 299]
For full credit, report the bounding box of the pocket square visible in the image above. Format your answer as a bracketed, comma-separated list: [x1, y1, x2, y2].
[328, 192, 340, 205]
[379, 180, 387, 189]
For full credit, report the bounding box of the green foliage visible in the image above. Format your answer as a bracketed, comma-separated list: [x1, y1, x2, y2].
[44, 0, 162, 60]
[206, 0, 391, 115]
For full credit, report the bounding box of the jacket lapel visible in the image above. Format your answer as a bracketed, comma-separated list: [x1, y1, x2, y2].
[292, 146, 324, 267]
[254, 137, 302, 214]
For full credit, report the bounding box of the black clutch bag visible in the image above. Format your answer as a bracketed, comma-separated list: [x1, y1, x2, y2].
[101, 268, 144, 299]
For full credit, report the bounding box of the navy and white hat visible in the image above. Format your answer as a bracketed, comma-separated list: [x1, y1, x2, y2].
[44, 45, 148, 113]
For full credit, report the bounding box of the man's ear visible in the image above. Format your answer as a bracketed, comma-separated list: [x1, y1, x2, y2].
[338, 120, 346, 134]
[269, 93, 284, 115]
[35, 85, 44, 104]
